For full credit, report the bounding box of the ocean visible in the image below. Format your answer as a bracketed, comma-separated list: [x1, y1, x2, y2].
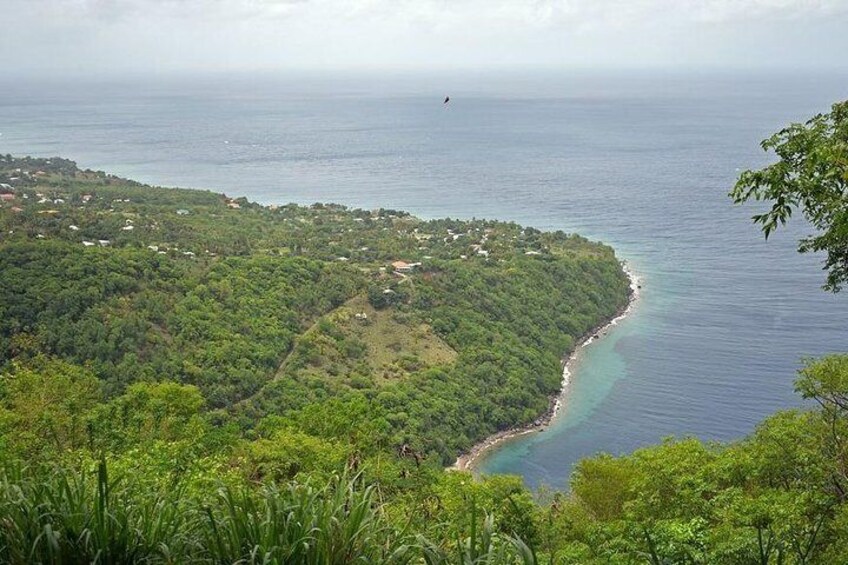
[2, 69, 847, 489]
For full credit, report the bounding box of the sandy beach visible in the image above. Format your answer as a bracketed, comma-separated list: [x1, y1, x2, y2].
[452, 261, 640, 472]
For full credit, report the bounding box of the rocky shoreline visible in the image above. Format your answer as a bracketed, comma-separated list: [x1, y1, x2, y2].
[452, 262, 640, 472]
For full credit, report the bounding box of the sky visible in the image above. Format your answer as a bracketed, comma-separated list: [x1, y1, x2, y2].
[3, 0, 848, 75]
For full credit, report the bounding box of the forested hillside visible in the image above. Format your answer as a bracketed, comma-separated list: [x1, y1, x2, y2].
[2, 101, 847, 565]
[0, 156, 630, 469]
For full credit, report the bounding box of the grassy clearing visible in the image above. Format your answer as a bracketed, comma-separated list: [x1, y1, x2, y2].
[278, 294, 457, 388]
[337, 295, 457, 383]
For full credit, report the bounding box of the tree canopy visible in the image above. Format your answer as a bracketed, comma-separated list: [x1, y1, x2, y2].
[732, 100, 848, 291]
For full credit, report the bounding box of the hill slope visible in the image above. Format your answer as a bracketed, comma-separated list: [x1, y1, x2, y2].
[0, 155, 631, 463]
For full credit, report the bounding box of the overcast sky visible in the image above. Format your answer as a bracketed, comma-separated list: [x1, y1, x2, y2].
[4, 0, 848, 75]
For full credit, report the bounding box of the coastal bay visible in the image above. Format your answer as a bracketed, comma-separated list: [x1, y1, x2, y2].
[3, 70, 848, 489]
[5, 2, 848, 560]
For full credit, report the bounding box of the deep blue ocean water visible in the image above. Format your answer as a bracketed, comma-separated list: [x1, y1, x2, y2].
[2, 70, 847, 489]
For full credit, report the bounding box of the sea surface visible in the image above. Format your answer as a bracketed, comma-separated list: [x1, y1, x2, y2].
[2, 69, 847, 489]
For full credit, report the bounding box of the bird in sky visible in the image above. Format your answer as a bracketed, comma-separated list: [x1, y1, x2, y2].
[443, 96, 450, 105]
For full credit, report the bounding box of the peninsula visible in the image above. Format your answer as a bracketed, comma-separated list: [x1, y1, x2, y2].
[0, 155, 632, 466]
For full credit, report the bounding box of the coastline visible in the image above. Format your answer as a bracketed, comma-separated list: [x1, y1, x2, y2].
[451, 261, 640, 472]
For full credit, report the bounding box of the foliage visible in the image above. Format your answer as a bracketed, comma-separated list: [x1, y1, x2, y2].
[0, 157, 629, 463]
[0, 459, 194, 564]
[0, 461, 536, 564]
[4, 146, 848, 563]
[731, 100, 848, 291]
[5, 354, 848, 565]
[0, 357, 101, 456]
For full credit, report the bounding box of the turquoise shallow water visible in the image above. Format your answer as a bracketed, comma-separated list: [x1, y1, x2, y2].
[477, 268, 648, 479]
[2, 69, 847, 489]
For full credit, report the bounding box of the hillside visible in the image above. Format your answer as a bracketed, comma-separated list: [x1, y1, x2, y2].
[0, 155, 631, 465]
[3, 154, 848, 563]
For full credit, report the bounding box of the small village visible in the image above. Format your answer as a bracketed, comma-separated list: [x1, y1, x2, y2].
[1, 159, 611, 301]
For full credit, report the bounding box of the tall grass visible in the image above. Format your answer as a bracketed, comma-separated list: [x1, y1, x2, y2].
[0, 460, 192, 563]
[202, 477, 412, 564]
[0, 461, 537, 564]
[418, 498, 538, 565]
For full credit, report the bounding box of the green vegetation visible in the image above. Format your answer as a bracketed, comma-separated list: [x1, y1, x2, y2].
[3, 355, 848, 563]
[731, 100, 848, 292]
[0, 155, 630, 465]
[1, 91, 847, 565]
[0, 155, 628, 562]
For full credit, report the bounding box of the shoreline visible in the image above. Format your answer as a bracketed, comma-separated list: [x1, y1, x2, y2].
[451, 261, 640, 472]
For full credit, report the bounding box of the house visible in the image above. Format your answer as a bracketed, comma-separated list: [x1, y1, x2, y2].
[10, 207, 23, 213]
[0, 183, 13, 190]
[98, 240, 110, 247]
[0, 193, 15, 202]
[176, 209, 190, 216]
[81, 194, 93, 203]
[391, 260, 421, 274]
[69, 225, 80, 231]
[148, 245, 159, 252]
[121, 225, 134, 231]
[82, 240, 96, 247]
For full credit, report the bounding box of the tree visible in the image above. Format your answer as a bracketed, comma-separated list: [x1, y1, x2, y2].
[731, 100, 848, 292]
[0, 357, 101, 456]
[91, 381, 206, 449]
[795, 355, 848, 503]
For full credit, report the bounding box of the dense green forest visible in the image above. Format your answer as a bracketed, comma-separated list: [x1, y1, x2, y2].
[0, 155, 630, 465]
[0, 98, 846, 565]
